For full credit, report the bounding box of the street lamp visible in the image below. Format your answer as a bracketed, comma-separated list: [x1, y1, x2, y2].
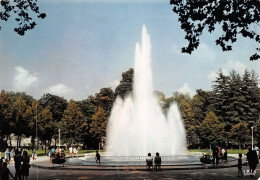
[58, 129, 61, 148]
[251, 126, 254, 150]
[36, 99, 38, 150]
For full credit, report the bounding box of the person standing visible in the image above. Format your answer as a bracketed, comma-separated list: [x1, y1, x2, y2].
[154, 152, 161, 171]
[21, 151, 30, 180]
[246, 147, 258, 173]
[237, 154, 243, 177]
[32, 149, 36, 161]
[1, 162, 15, 180]
[4, 148, 10, 164]
[14, 151, 22, 180]
[95, 151, 101, 164]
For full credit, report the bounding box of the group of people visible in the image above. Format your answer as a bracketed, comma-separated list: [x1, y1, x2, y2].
[211, 146, 228, 165]
[237, 146, 259, 177]
[1, 148, 31, 180]
[68, 147, 78, 155]
[146, 152, 162, 171]
[49, 147, 66, 165]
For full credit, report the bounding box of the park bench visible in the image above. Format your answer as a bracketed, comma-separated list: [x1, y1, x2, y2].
[52, 155, 66, 167]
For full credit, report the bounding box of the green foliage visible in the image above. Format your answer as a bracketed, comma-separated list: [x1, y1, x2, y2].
[0, 91, 12, 137]
[180, 100, 199, 146]
[90, 106, 108, 141]
[0, 0, 46, 36]
[230, 122, 250, 145]
[114, 68, 134, 99]
[38, 107, 54, 143]
[170, 0, 260, 60]
[200, 111, 224, 145]
[61, 100, 87, 145]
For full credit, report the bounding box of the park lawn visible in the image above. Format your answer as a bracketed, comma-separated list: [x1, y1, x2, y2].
[1, 149, 104, 158]
[188, 149, 247, 154]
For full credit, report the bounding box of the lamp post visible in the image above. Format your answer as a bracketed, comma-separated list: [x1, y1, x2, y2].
[251, 126, 254, 150]
[58, 129, 61, 148]
[36, 99, 38, 150]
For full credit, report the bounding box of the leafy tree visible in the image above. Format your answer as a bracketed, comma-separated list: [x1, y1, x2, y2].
[89, 106, 108, 145]
[180, 100, 199, 146]
[0, 0, 46, 35]
[191, 89, 214, 126]
[200, 111, 224, 147]
[37, 107, 54, 153]
[114, 68, 134, 99]
[154, 91, 174, 113]
[24, 100, 37, 148]
[61, 100, 87, 145]
[11, 96, 29, 147]
[38, 93, 68, 122]
[94, 88, 114, 117]
[77, 96, 97, 148]
[0, 91, 12, 149]
[230, 122, 250, 150]
[170, 0, 260, 60]
[172, 92, 191, 106]
[7, 91, 34, 106]
[38, 93, 68, 145]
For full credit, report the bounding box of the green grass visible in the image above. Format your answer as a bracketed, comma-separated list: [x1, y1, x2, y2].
[1, 149, 104, 158]
[188, 149, 248, 154]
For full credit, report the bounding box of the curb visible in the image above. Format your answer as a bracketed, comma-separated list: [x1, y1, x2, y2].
[31, 162, 238, 171]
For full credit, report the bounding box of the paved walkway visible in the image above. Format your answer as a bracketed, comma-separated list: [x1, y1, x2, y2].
[31, 155, 241, 171]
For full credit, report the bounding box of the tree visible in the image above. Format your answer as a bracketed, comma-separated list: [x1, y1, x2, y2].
[61, 100, 87, 145]
[24, 100, 37, 148]
[180, 100, 199, 147]
[37, 107, 54, 153]
[170, 0, 260, 60]
[11, 96, 29, 147]
[230, 122, 250, 150]
[0, 91, 12, 149]
[200, 111, 224, 147]
[154, 91, 174, 113]
[38, 93, 68, 145]
[114, 68, 134, 99]
[0, 0, 46, 35]
[241, 70, 260, 126]
[89, 106, 108, 147]
[94, 88, 114, 117]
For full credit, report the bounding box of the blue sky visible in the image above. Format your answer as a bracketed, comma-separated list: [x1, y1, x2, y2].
[0, 0, 259, 100]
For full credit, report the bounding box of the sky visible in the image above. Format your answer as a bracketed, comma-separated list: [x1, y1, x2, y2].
[0, 0, 259, 100]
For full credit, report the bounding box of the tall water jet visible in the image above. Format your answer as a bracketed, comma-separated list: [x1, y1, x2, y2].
[106, 25, 186, 156]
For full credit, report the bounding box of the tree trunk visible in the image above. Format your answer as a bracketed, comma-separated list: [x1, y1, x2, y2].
[31, 136, 35, 149]
[9, 135, 12, 148]
[17, 135, 19, 148]
[45, 140, 47, 154]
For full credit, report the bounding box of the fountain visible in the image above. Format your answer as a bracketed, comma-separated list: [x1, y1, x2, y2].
[65, 26, 213, 166]
[106, 25, 187, 156]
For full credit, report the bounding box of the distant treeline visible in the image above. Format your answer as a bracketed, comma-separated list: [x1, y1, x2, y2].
[0, 68, 259, 150]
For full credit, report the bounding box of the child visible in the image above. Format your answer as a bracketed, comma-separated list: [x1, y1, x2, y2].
[95, 151, 101, 164]
[237, 153, 243, 177]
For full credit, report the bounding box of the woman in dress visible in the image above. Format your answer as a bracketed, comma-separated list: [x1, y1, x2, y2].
[21, 151, 30, 180]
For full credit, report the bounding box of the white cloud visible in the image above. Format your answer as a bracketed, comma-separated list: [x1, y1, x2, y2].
[208, 60, 247, 81]
[13, 66, 38, 91]
[177, 83, 194, 95]
[208, 71, 218, 81]
[172, 43, 216, 61]
[110, 79, 120, 89]
[46, 0, 164, 3]
[193, 43, 216, 61]
[44, 83, 73, 96]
